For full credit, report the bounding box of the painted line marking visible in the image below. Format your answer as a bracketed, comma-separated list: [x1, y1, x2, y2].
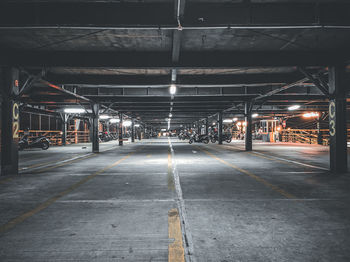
[169, 138, 195, 262]
[0, 151, 135, 234]
[168, 208, 185, 262]
[146, 154, 152, 158]
[221, 144, 328, 171]
[195, 145, 297, 199]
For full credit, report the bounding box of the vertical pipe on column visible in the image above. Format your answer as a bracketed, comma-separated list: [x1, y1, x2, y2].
[91, 103, 99, 153]
[245, 102, 252, 151]
[218, 112, 223, 145]
[119, 113, 123, 146]
[131, 119, 135, 142]
[206, 117, 209, 135]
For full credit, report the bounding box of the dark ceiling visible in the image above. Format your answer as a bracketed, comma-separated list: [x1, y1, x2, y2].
[0, 0, 350, 128]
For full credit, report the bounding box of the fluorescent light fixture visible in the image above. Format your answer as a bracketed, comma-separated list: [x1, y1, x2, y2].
[288, 105, 300, 111]
[223, 119, 233, 123]
[99, 115, 111, 120]
[169, 113, 173, 118]
[64, 108, 85, 114]
[170, 84, 177, 95]
[161, 128, 166, 131]
[109, 118, 120, 123]
[252, 113, 259, 118]
[303, 112, 319, 118]
[123, 120, 132, 127]
[212, 122, 216, 125]
[135, 124, 140, 127]
[232, 118, 238, 122]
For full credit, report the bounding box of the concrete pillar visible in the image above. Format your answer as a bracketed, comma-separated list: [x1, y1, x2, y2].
[197, 121, 201, 135]
[218, 112, 223, 145]
[329, 65, 347, 173]
[91, 103, 99, 153]
[61, 113, 68, 146]
[131, 118, 135, 142]
[1, 67, 20, 176]
[245, 102, 252, 151]
[119, 113, 123, 146]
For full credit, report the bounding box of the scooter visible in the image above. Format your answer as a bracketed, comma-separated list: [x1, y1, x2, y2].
[210, 133, 232, 143]
[18, 135, 50, 150]
[189, 134, 209, 144]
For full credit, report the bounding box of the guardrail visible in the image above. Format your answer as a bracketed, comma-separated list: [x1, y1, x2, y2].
[281, 129, 350, 146]
[19, 130, 90, 146]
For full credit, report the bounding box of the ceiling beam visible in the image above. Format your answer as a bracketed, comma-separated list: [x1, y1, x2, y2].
[1, 50, 348, 68]
[1, 2, 349, 28]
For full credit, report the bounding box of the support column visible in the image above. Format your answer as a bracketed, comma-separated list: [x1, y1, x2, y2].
[317, 115, 323, 145]
[131, 118, 135, 142]
[205, 117, 209, 135]
[197, 121, 201, 135]
[218, 112, 223, 145]
[60, 113, 68, 146]
[245, 102, 252, 151]
[119, 113, 123, 146]
[329, 65, 347, 173]
[91, 103, 99, 153]
[1, 67, 20, 176]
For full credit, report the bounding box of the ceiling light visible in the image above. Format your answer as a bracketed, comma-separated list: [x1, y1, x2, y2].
[170, 84, 177, 95]
[123, 120, 132, 127]
[64, 108, 85, 114]
[109, 118, 120, 123]
[288, 105, 300, 111]
[99, 115, 111, 120]
[223, 119, 233, 123]
[135, 124, 140, 127]
[232, 118, 238, 122]
[252, 113, 259, 118]
[169, 113, 173, 118]
[303, 112, 319, 118]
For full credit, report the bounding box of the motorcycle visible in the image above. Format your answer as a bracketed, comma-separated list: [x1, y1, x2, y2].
[189, 134, 209, 144]
[18, 135, 50, 150]
[210, 133, 232, 143]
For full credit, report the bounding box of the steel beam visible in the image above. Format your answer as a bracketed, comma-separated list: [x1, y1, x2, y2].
[1, 50, 347, 68]
[1, 2, 350, 28]
[329, 65, 347, 173]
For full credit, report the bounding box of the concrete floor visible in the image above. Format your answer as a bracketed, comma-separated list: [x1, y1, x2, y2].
[0, 138, 350, 261]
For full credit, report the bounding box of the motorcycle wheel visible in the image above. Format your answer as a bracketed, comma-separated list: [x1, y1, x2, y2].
[211, 139, 216, 143]
[189, 139, 193, 144]
[41, 141, 50, 150]
[226, 138, 232, 143]
[203, 139, 209, 144]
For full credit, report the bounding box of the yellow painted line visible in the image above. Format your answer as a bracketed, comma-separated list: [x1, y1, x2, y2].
[0, 151, 135, 234]
[19, 156, 72, 171]
[31, 154, 95, 174]
[221, 144, 326, 170]
[168, 208, 185, 262]
[196, 146, 296, 199]
[220, 144, 297, 167]
[146, 154, 152, 158]
[0, 177, 13, 185]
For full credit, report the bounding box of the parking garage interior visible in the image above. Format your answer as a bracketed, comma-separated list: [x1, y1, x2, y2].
[1, 1, 350, 261]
